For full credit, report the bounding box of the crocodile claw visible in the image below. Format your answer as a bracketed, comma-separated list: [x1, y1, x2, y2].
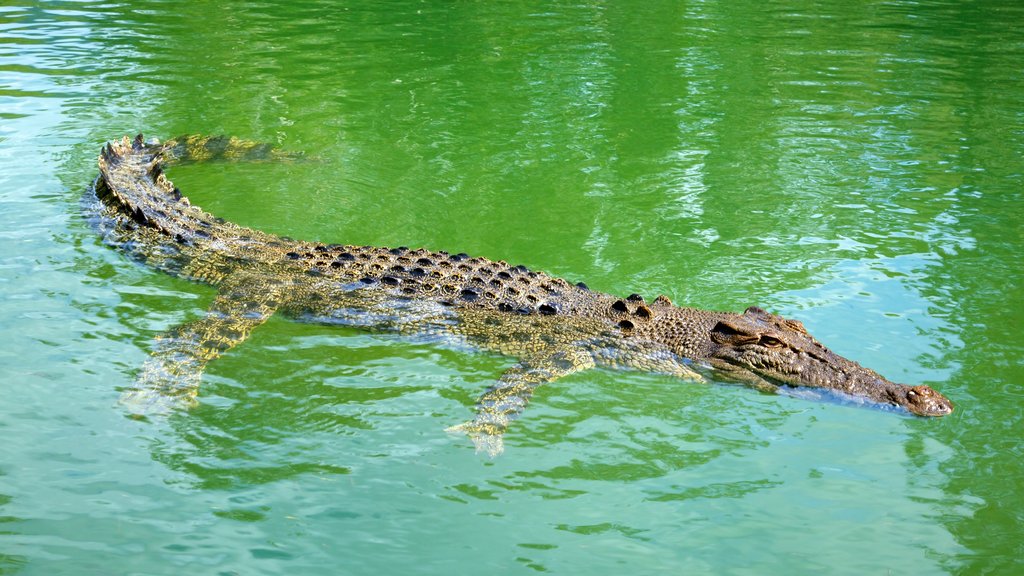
[119, 385, 198, 418]
[446, 421, 506, 458]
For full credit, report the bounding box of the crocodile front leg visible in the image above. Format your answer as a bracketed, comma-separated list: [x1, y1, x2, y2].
[447, 346, 596, 457]
[120, 273, 283, 415]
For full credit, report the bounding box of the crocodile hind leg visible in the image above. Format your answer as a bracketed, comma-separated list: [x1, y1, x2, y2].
[121, 275, 283, 416]
[447, 347, 596, 457]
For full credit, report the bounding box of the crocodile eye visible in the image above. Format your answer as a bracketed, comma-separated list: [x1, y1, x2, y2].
[760, 336, 784, 348]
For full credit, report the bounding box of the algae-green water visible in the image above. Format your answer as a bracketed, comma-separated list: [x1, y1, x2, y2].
[2, 1, 1022, 574]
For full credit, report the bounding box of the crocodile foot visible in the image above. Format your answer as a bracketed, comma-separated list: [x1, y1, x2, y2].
[446, 421, 506, 458]
[119, 386, 198, 418]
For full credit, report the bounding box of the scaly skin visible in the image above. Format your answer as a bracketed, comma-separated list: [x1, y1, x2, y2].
[89, 134, 954, 456]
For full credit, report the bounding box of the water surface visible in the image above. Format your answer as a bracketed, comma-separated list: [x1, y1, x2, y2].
[1, 1, 1022, 574]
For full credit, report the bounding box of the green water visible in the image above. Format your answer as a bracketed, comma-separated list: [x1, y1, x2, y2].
[1, 1, 1022, 573]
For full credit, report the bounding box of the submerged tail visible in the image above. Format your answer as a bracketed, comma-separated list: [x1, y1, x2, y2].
[156, 134, 304, 165]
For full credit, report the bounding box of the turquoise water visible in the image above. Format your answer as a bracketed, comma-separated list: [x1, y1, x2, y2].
[2, 1, 1022, 573]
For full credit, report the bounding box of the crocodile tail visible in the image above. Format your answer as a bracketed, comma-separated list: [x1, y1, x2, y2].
[96, 134, 211, 241]
[97, 134, 181, 210]
[95, 133, 299, 249]
[156, 134, 303, 165]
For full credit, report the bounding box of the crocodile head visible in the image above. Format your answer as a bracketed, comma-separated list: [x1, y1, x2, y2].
[705, 306, 953, 417]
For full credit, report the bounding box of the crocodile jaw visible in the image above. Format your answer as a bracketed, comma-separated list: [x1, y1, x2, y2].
[884, 384, 954, 417]
[708, 355, 953, 416]
[703, 307, 954, 417]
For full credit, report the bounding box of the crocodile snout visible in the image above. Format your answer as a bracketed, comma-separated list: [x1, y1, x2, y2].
[904, 385, 954, 417]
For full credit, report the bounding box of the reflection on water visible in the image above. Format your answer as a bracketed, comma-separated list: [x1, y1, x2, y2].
[1, 0, 1022, 573]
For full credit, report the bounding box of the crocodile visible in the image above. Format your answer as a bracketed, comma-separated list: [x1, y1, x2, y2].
[88, 134, 954, 455]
